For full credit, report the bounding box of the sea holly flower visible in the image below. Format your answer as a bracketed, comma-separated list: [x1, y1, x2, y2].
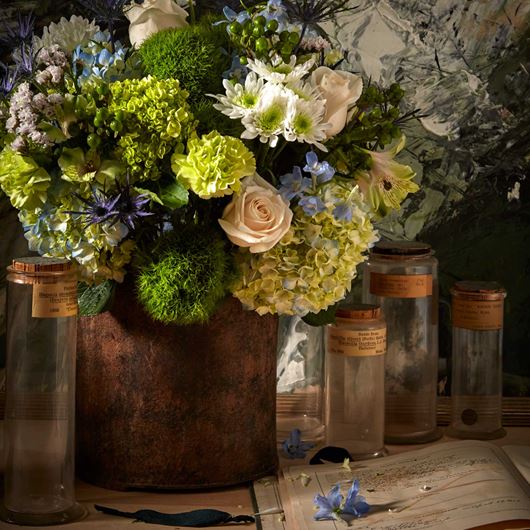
[298, 195, 326, 216]
[303, 151, 335, 184]
[0, 66, 20, 98]
[247, 55, 315, 85]
[356, 136, 418, 216]
[279, 166, 311, 201]
[211, 72, 265, 119]
[282, 428, 314, 459]
[314, 481, 370, 524]
[241, 83, 288, 147]
[284, 96, 328, 151]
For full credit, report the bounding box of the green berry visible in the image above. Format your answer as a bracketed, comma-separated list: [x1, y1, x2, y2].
[109, 120, 122, 132]
[239, 56, 248, 65]
[281, 44, 292, 56]
[279, 30, 290, 42]
[253, 25, 264, 37]
[266, 19, 279, 32]
[288, 32, 299, 44]
[229, 21, 242, 35]
[388, 107, 400, 120]
[93, 116, 104, 127]
[254, 15, 266, 26]
[255, 37, 269, 54]
[87, 133, 101, 148]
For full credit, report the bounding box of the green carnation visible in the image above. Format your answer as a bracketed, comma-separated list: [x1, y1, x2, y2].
[171, 131, 256, 199]
[136, 226, 233, 325]
[232, 183, 379, 316]
[0, 147, 51, 210]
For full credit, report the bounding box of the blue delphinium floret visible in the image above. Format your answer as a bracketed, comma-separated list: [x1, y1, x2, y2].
[303, 151, 335, 184]
[279, 166, 312, 201]
[298, 195, 326, 216]
[281, 428, 315, 459]
[314, 480, 370, 524]
[332, 202, 353, 222]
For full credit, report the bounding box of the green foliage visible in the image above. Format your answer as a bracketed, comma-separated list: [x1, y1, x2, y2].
[139, 19, 231, 104]
[78, 280, 115, 316]
[136, 226, 233, 325]
[193, 98, 243, 137]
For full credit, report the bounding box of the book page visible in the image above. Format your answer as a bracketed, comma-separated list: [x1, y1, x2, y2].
[282, 441, 530, 530]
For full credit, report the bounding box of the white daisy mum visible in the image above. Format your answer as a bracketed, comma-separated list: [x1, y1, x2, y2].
[286, 79, 321, 102]
[247, 55, 315, 85]
[34, 16, 100, 54]
[285, 95, 329, 151]
[241, 84, 289, 147]
[210, 72, 265, 119]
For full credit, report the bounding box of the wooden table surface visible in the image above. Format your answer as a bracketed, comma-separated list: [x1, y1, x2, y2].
[1, 428, 528, 530]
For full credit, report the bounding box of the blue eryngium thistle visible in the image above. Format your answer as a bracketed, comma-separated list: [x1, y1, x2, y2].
[314, 481, 370, 524]
[70, 188, 121, 226]
[282, 428, 315, 459]
[1, 12, 35, 49]
[0, 65, 20, 98]
[283, 0, 355, 25]
[16, 44, 36, 77]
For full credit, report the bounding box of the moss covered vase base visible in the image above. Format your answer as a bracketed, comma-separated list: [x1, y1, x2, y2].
[76, 286, 278, 490]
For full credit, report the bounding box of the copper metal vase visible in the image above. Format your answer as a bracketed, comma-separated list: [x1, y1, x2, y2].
[75, 287, 278, 490]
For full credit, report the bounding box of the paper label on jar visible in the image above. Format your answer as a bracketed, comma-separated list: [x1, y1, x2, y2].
[370, 273, 433, 298]
[32, 280, 78, 318]
[452, 298, 503, 330]
[327, 327, 386, 357]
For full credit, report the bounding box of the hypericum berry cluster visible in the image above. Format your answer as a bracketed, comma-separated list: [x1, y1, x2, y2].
[228, 15, 300, 63]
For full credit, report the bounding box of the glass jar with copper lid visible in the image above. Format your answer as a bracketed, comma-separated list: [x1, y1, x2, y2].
[1, 257, 85, 525]
[362, 241, 440, 444]
[325, 304, 386, 459]
[448, 281, 507, 440]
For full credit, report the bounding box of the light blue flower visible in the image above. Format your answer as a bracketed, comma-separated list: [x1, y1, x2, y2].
[299, 195, 326, 216]
[332, 202, 352, 222]
[217, 6, 250, 27]
[279, 166, 312, 201]
[303, 151, 335, 184]
[314, 481, 370, 523]
[222, 54, 249, 82]
[281, 428, 314, 459]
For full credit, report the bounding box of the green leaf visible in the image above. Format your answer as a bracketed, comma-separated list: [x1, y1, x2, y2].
[78, 280, 115, 316]
[302, 304, 338, 327]
[159, 181, 189, 209]
[133, 186, 163, 205]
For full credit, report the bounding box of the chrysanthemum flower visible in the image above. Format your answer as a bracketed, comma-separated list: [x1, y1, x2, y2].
[211, 72, 265, 119]
[284, 95, 329, 150]
[247, 55, 315, 85]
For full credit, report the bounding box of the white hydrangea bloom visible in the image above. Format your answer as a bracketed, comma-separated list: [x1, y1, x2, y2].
[34, 16, 100, 54]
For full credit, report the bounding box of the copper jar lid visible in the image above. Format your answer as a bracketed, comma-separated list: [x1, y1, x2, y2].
[370, 241, 433, 260]
[336, 304, 382, 320]
[451, 281, 506, 301]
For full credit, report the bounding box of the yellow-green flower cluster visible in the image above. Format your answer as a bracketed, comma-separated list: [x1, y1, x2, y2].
[232, 182, 378, 316]
[0, 148, 52, 210]
[106, 76, 193, 180]
[171, 131, 256, 198]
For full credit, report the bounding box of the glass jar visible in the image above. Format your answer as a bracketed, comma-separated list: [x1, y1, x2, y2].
[362, 241, 441, 444]
[448, 281, 506, 440]
[276, 316, 325, 444]
[325, 305, 386, 459]
[1, 257, 85, 525]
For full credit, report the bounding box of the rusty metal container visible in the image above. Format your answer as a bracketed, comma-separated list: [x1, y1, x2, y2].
[76, 286, 278, 490]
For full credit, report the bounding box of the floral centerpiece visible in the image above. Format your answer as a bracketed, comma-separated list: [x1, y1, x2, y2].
[0, 0, 419, 326]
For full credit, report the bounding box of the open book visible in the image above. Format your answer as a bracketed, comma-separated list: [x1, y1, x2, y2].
[253, 441, 530, 530]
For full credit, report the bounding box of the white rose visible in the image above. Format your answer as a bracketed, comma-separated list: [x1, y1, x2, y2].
[311, 66, 363, 138]
[219, 174, 293, 253]
[124, 0, 189, 48]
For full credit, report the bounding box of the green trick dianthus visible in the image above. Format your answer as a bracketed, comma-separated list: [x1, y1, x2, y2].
[139, 19, 230, 104]
[136, 226, 233, 325]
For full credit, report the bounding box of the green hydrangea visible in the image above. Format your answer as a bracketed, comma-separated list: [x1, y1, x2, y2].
[232, 183, 378, 316]
[0, 147, 51, 210]
[171, 131, 256, 199]
[85, 76, 193, 180]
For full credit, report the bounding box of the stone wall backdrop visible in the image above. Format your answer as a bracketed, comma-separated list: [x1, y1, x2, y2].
[0, 1, 529, 396]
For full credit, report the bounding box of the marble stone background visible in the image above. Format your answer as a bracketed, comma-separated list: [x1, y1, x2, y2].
[0, 0, 529, 395]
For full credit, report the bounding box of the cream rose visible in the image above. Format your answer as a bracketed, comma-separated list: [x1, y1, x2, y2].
[219, 174, 293, 253]
[311, 66, 363, 138]
[124, 0, 188, 48]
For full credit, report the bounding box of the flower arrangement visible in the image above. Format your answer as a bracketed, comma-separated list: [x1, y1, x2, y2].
[0, 0, 419, 324]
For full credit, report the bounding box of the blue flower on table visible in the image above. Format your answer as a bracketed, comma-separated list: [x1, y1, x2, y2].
[303, 151, 335, 185]
[314, 480, 370, 523]
[279, 166, 312, 201]
[281, 428, 314, 459]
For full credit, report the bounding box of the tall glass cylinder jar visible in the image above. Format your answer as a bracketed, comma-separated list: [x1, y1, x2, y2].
[325, 305, 386, 459]
[1, 257, 85, 526]
[362, 241, 440, 444]
[276, 316, 325, 444]
[448, 281, 506, 440]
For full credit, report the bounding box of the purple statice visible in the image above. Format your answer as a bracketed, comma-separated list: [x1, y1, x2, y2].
[281, 428, 314, 459]
[314, 481, 370, 523]
[279, 166, 312, 201]
[298, 195, 326, 216]
[35, 46, 68, 86]
[303, 151, 335, 184]
[1, 12, 35, 49]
